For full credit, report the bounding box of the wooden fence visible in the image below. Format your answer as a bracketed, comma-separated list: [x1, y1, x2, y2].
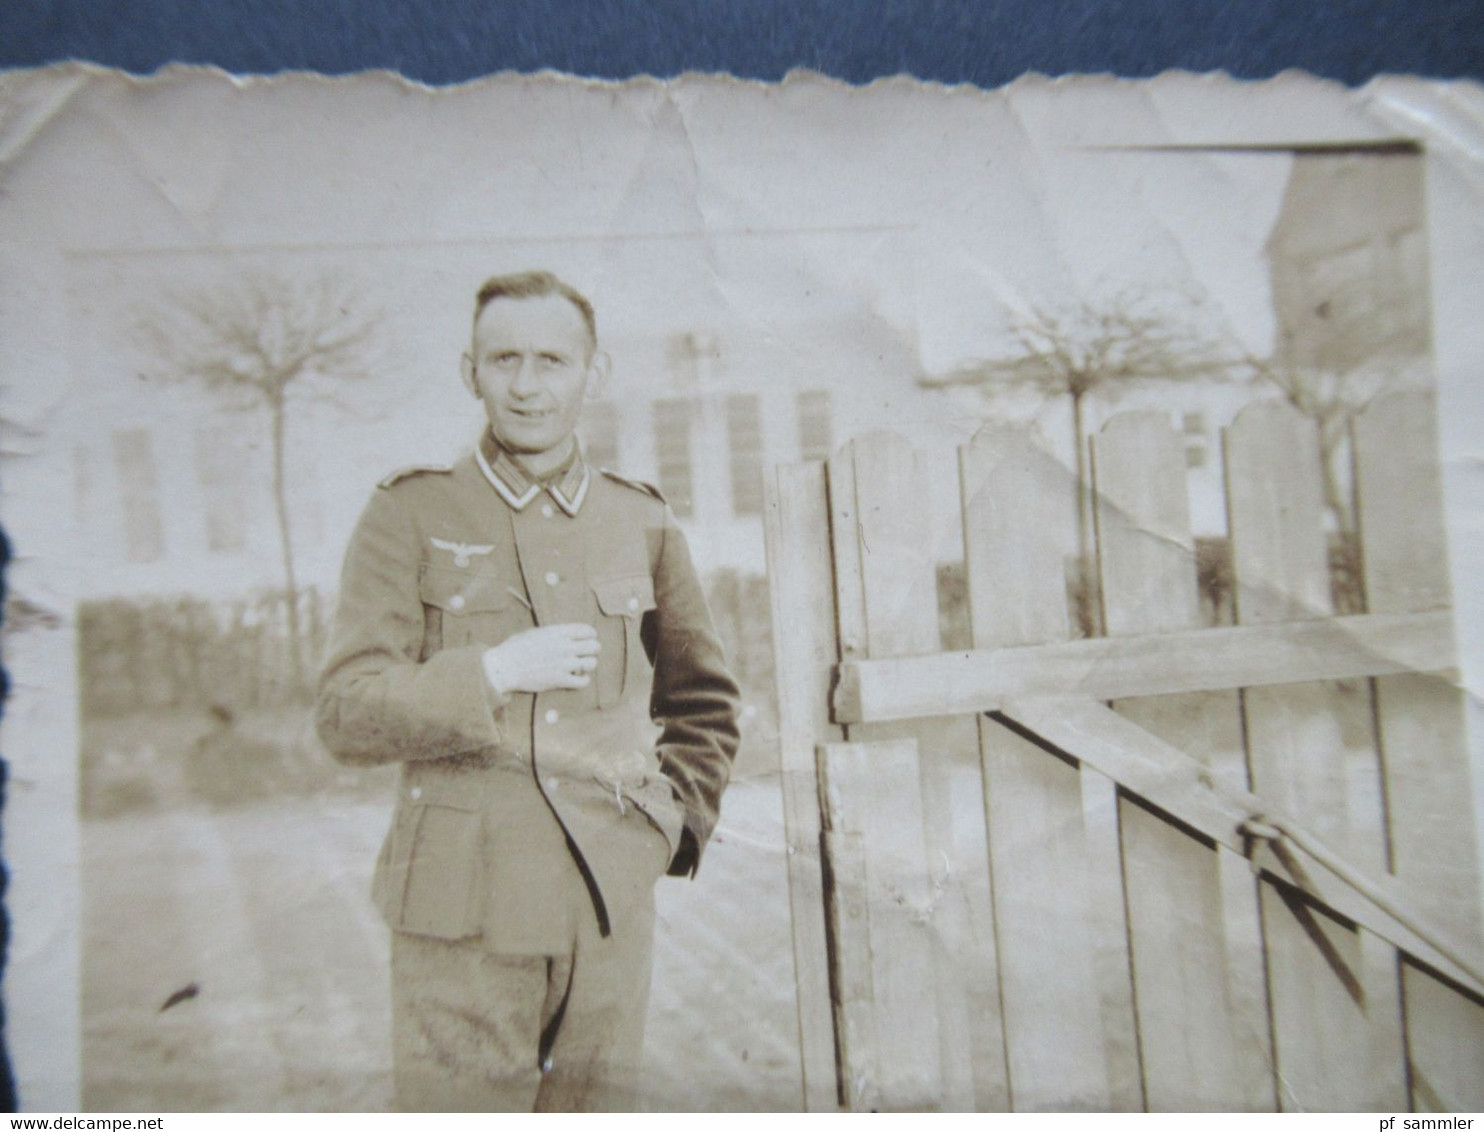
[763, 393, 1484, 1112]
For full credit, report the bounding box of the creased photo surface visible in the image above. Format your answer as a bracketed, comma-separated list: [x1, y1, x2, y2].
[3, 68, 1484, 1113]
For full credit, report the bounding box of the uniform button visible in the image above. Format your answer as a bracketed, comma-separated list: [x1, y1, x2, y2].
[409, 786, 422, 801]
[541, 503, 555, 519]
[448, 594, 465, 612]
[544, 571, 560, 586]
[545, 776, 560, 791]
[627, 596, 639, 611]
[544, 708, 559, 725]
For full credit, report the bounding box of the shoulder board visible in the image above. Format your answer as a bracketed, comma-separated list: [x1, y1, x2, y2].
[378, 463, 454, 489]
[600, 468, 666, 503]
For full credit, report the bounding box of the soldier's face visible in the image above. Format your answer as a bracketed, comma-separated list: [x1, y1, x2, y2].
[463, 294, 605, 471]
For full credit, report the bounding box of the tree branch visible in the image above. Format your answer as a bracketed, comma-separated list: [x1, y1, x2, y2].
[134, 270, 381, 400]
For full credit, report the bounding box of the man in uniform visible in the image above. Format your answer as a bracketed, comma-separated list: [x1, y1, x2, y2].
[315, 270, 742, 1111]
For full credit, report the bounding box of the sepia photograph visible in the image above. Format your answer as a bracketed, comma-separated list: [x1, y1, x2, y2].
[2, 67, 1483, 1112]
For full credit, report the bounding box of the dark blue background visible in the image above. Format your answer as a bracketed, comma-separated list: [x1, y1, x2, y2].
[2, 0, 1480, 1115]
[2, 0, 1482, 84]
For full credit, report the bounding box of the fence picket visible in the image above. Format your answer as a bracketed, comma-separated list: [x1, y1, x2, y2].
[823, 433, 996, 1110]
[821, 739, 944, 1111]
[820, 827, 876, 1110]
[1078, 766, 1144, 1111]
[1359, 929, 1408, 1107]
[1354, 392, 1481, 945]
[1400, 964, 1484, 1111]
[1215, 846, 1278, 1102]
[1093, 410, 1275, 1110]
[764, 461, 846, 1112]
[1227, 400, 1402, 1110]
[1354, 391, 1484, 1111]
[961, 424, 1114, 1110]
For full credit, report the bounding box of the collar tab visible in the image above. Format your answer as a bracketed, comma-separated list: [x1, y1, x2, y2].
[476, 432, 590, 516]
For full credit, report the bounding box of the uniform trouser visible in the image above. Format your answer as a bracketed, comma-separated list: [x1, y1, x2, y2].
[389, 854, 662, 1110]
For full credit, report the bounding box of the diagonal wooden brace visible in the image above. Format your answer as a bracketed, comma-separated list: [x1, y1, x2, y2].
[993, 695, 1484, 1000]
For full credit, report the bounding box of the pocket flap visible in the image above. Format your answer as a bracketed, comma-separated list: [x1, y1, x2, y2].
[592, 573, 656, 617]
[625, 774, 685, 858]
[404, 766, 485, 811]
[419, 564, 514, 615]
[626, 773, 679, 814]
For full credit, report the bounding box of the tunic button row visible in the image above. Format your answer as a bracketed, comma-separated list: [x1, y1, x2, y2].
[544, 708, 559, 725]
[448, 594, 465, 612]
[544, 571, 560, 586]
[409, 786, 423, 801]
[545, 776, 560, 791]
[627, 597, 639, 611]
[541, 503, 555, 519]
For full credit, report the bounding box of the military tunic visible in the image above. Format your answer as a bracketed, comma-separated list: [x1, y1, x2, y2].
[315, 432, 741, 1107]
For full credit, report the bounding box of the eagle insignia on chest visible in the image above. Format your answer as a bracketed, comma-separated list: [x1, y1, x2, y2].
[429, 537, 496, 569]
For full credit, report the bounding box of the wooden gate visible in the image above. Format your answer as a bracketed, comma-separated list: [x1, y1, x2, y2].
[762, 393, 1484, 1112]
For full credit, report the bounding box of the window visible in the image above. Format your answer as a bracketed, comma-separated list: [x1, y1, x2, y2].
[1181, 411, 1206, 437]
[193, 424, 247, 553]
[581, 401, 620, 471]
[726, 393, 764, 517]
[652, 399, 695, 518]
[797, 390, 833, 462]
[112, 428, 165, 563]
[665, 331, 722, 388]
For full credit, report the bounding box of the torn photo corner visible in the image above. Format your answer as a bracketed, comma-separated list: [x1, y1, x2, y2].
[4, 66, 1484, 1112]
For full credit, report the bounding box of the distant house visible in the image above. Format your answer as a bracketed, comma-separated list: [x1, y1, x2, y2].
[72, 299, 926, 596]
[74, 411, 325, 599]
[577, 304, 925, 576]
[1265, 146, 1429, 372]
[74, 149, 1434, 601]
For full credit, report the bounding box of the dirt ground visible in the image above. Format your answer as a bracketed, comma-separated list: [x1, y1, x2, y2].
[80, 777, 805, 1112]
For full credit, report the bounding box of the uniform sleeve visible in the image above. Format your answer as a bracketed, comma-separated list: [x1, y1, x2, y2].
[315, 485, 506, 766]
[648, 504, 743, 877]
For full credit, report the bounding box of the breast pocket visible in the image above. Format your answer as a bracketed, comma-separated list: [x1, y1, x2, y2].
[419, 564, 531, 650]
[591, 574, 657, 709]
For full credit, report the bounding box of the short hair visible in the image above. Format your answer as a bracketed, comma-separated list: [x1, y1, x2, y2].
[472, 271, 597, 350]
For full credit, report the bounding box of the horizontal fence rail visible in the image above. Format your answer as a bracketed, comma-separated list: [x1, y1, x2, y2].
[833, 610, 1456, 725]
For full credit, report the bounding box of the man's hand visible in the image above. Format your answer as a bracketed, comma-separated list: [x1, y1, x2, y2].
[482, 624, 601, 696]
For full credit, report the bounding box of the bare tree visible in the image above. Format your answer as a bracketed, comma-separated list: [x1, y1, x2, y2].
[136, 271, 378, 689]
[1239, 355, 1429, 615]
[1242, 355, 1425, 535]
[920, 290, 1232, 634]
